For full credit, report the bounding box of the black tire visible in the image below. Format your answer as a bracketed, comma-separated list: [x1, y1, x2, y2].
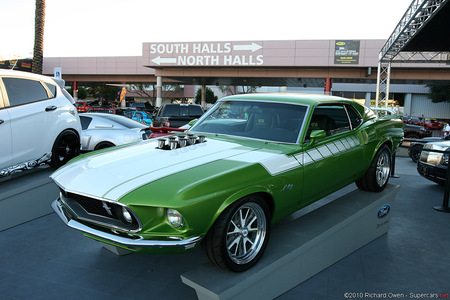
[356, 145, 391, 192]
[202, 195, 271, 272]
[409, 145, 422, 163]
[94, 141, 115, 151]
[50, 130, 80, 169]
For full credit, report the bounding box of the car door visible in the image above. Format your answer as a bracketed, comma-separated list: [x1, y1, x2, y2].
[300, 104, 364, 204]
[2, 76, 60, 166]
[0, 91, 12, 173]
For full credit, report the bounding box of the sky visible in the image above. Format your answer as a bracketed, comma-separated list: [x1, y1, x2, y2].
[0, 0, 414, 59]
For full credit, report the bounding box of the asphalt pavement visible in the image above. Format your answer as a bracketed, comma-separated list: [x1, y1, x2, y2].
[0, 156, 449, 300]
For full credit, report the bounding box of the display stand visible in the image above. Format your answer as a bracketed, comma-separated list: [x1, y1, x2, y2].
[0, 168, 58, 231]
[181, 184, 400, 300]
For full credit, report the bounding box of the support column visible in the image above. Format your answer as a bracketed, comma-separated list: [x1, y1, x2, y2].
[365, 92, 371, 107]
[156, 76, 163, 108]
[324, 78, 332, 95]
[201, 84, 206, 109]
[375, 61, 391, 108]
[404, 93, 412, 116]
[73, 81, 78, 101]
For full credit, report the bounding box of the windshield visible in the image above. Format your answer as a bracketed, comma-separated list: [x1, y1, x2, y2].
[190, 100, 307, 143]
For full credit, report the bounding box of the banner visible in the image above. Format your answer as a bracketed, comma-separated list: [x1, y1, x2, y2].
[334, 40, 360, 64]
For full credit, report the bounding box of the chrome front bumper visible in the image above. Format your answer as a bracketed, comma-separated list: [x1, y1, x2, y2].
[51, 199, 202, 250]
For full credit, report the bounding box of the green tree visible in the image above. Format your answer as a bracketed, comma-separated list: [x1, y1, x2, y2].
[88, 85, 121, 102]
[32, 0, 45, 74]
[128, 84, 183, 107]
[195, 87, 218, 105]
[68, 86, 88, 100]
[427, 85, 450, 103]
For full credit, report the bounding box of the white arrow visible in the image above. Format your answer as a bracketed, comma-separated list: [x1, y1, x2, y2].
[233, 43, 263, 52]
[151, 56, 177, 65]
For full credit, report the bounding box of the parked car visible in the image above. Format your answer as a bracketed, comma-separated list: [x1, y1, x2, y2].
[129, 101, 154, 113]
[417, 140, 450, 185]
[79, 113, 153, 151]
[76, 101, 92, 113]
[407, 117, 422, 126]
[423, 118, 443, 130]
[408, 135, 450, 162]
[0, 70, 81, 177]
[51, 94, 403, 272]
[152, 103, 204, 128]
[125, 110, 153, 126]
[370, 107, 401, 119]
[404, 123, 430, 140]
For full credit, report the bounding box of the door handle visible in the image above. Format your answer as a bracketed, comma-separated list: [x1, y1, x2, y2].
[45, 105, 57, 112]
[0, 120, 4, 125]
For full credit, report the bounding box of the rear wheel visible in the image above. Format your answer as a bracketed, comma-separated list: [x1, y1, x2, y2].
[202, 195, 270, 272]
[356, 145, 391, 192]
[50, 130, 80, 169]
[94, 141, 115, 150]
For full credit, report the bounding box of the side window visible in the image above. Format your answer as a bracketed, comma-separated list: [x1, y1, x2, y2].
[345, 105, 363, 129]
[44, 82, 57, 97]
[308, 105, 351, 137]
[80, 116, 92, 130]
[3, 77, 49, 106]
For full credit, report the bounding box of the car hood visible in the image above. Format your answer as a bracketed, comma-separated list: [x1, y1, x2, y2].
[51, 136, 296, 201]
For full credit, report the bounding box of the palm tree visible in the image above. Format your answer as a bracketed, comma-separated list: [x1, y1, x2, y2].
[32, 0, 45, 74]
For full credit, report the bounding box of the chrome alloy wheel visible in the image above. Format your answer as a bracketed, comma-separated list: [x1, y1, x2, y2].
[376, 150, 390, 187]
[226, 202, 267, 265]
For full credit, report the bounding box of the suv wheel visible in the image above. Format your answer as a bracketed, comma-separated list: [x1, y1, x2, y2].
[50, 130, 80, 168]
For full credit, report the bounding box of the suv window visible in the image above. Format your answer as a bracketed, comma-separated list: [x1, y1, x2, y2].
[3, 77, 50, 106]
[163, 105, 180, 117]
[44, 82, 57, 97]
[190, 105, 204, 116]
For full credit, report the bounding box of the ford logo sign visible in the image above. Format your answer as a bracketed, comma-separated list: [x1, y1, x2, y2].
[377, 204, 391, 219]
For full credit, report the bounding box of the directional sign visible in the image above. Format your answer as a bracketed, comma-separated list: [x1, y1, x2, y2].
[147, 41, 264, 67]
[233, 43, 263, 52]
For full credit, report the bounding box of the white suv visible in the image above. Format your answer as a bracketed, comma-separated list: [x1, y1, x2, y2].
[0, 70, 82, 177]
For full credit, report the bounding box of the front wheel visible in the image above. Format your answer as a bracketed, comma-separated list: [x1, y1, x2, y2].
[202, 195, 270, 272]
[50, 130, 80, 169]
[409, 145, 422, 163]
[356, 145, 391, 192]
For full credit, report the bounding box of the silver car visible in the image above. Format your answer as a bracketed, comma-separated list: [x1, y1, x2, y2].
[80, 113, 152, 151]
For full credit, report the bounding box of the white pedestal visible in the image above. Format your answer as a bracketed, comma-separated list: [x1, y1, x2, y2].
[181, 184, 399, 300]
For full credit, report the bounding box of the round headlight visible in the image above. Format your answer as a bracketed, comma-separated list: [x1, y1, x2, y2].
[122, 207, 133, 224]
[167, 209, 184, 228]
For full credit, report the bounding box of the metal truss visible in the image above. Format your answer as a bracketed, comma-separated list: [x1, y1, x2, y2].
[376, 0, 449, 107]
[375, 62, 391, 108]
[390, 51, 450, 63]
[379, 0, 450, 63]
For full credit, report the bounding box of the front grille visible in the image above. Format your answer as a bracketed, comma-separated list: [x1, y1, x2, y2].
[60, 189, 141, 233]
[69, 192, 113, 218]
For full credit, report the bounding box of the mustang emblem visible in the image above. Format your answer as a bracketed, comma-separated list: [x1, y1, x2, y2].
[102, 202, 113, 216]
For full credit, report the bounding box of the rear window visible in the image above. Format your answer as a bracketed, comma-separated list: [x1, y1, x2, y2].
[189, 105, 203, 116]
[162, 105, 180, 117]
[3, 77, 50, 106]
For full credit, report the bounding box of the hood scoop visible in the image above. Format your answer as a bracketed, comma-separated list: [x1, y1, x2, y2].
[157, 134, 206, 150]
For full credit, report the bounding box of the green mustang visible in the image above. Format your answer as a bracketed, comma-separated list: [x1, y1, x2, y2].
[51, 94, 404, 272]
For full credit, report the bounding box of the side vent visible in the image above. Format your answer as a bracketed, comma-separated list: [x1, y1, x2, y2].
[157, 134, 206, 150]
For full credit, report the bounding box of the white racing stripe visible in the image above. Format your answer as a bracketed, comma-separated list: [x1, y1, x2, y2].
[52, 134, 363, 201]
